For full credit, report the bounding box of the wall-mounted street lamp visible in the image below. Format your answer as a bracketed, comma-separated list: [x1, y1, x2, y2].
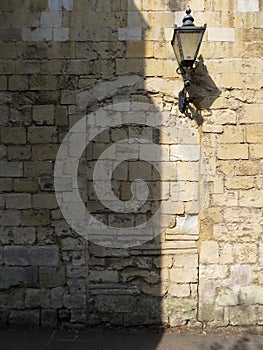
[171, 7, 206, 113]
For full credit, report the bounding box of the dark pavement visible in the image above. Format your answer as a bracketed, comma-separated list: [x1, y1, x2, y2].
[0, 329, 263, 350]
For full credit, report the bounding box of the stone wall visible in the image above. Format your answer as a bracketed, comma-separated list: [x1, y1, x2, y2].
[0, 0, 262, 330]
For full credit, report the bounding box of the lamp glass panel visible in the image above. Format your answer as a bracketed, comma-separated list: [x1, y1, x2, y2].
[180, 31, 203, 60]
[171, 32, 182, 64]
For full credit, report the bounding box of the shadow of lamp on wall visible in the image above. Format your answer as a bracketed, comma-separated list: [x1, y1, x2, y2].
[171, 6, 207, 114]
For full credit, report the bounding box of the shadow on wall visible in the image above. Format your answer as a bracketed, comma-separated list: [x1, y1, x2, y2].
[76, 0, 220, 339]
[79, 0, 164, 341]
[184, 55, 221, 125]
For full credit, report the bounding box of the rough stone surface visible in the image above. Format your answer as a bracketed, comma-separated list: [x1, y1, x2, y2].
[0, 0, 262, 330]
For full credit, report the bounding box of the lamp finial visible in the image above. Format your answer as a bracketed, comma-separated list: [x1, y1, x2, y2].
[182, 6, 195, 26]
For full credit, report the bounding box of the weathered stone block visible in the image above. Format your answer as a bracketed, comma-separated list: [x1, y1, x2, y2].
[89, 270, 119, 283]
[14, 178, 39, 193]
[4, 246, 31, 266]
[32, 193, 57, 209]
[32, 144, 59, 160]
[41, 309, 58, 328]
[0, 210, 20, 226]
[25, 288, 50, 308]
[33, 105, 55, 125]
[6, 194, 31, 209]
[31, 246, 59, 266]
[53, 28, 69, 41]
[170, 267, 197, 283]
[9, 310, 40, 327]
[9, 76, 28, 91]
[229, 306, 256, 325]
[246, 125, 263, 143]
[28, 126, 57, 143]
[0, 161, 23, 177]
[63, 294, 86, 309]
[8, 146, 31, 160]
[200, 241, 219, 264]
[217, 144, 248, 160]
[24, 161, 53, 177]
[39, 267, 66, 288]
[238, 0, 259, 12]
[21, 209, 50, 226]
[0, 267, 38, 289]
[169, 284, 191, 297]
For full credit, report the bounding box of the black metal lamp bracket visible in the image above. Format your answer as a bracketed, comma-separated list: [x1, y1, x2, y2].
[177, 62, 199, 113]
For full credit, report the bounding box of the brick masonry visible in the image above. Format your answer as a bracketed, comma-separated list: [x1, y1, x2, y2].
[0, 0, 262, 330]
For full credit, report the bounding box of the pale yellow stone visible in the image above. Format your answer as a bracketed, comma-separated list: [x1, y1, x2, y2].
[217, 126, 244, 143]
[250, 144, 263, 159]
[218, 144, 249, 160]
[126, 41, 154, 58]
[246, 125, 263, 143]
[225, 177, 254, 190]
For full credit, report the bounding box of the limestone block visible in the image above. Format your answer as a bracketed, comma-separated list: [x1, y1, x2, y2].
[40, 11, 62, 28]
[89, 270, 119, 283]
[61, 90, 76, 104]
[208, 28, 235, 42]
[0, 161, 23, 177]
[33, 105, 55, 125]
[170, 267, 197, 283]
[9, 310, 40, 327]
[0, 29, 22, 41]
[39, 267, 66, 288]
[22, 28, 52, 41]
[14, 178, 39, 193]
[116, 58, 143, 75]
[200, 240, 219, 264]
[63, 294, 86, 309]
[53, 28, 69, 41]
[169, 284, 190, 297]
[21, 209, 50, 226]
[218, 144, 248, 160]
[240, 104, 263, 123]
[1, 127, 26, 145]
[146, 12, 174, 27]
[235, 160, 261, 176]
[6, 194, 31, 209]
[8, 146, 31, 161]
[4, 246, 31, 266]
[121, 268, 159, 283]
[31, 246, 59, 266]
[229, 305, 256, 325]
[246, 125, 263, 143]
[41, 310, 58, 328]
[32, 144, 59, 160]
[0, 267, 38, 289]
[29, 75, 57, 90]
[216, 288, 239, 306]
[118, 27, 142, 41]
[25, 289, 50, 308]
[126, 41, 154, 58]
[220, 243, 234, 264]
[225, 177, 254, 190]
[239, 191, 262, 208]
[238, 0, 259, 12]
[28, 126, 57, 144]
[217, 126, 244, 143]
[250, 144, 263, 159]
[9, 76, 28, 91]
[141, 283, 168, 297]
[198, 302, 215, 322]
[229, 264, 252, 287]
[170, 145, 200, 161]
